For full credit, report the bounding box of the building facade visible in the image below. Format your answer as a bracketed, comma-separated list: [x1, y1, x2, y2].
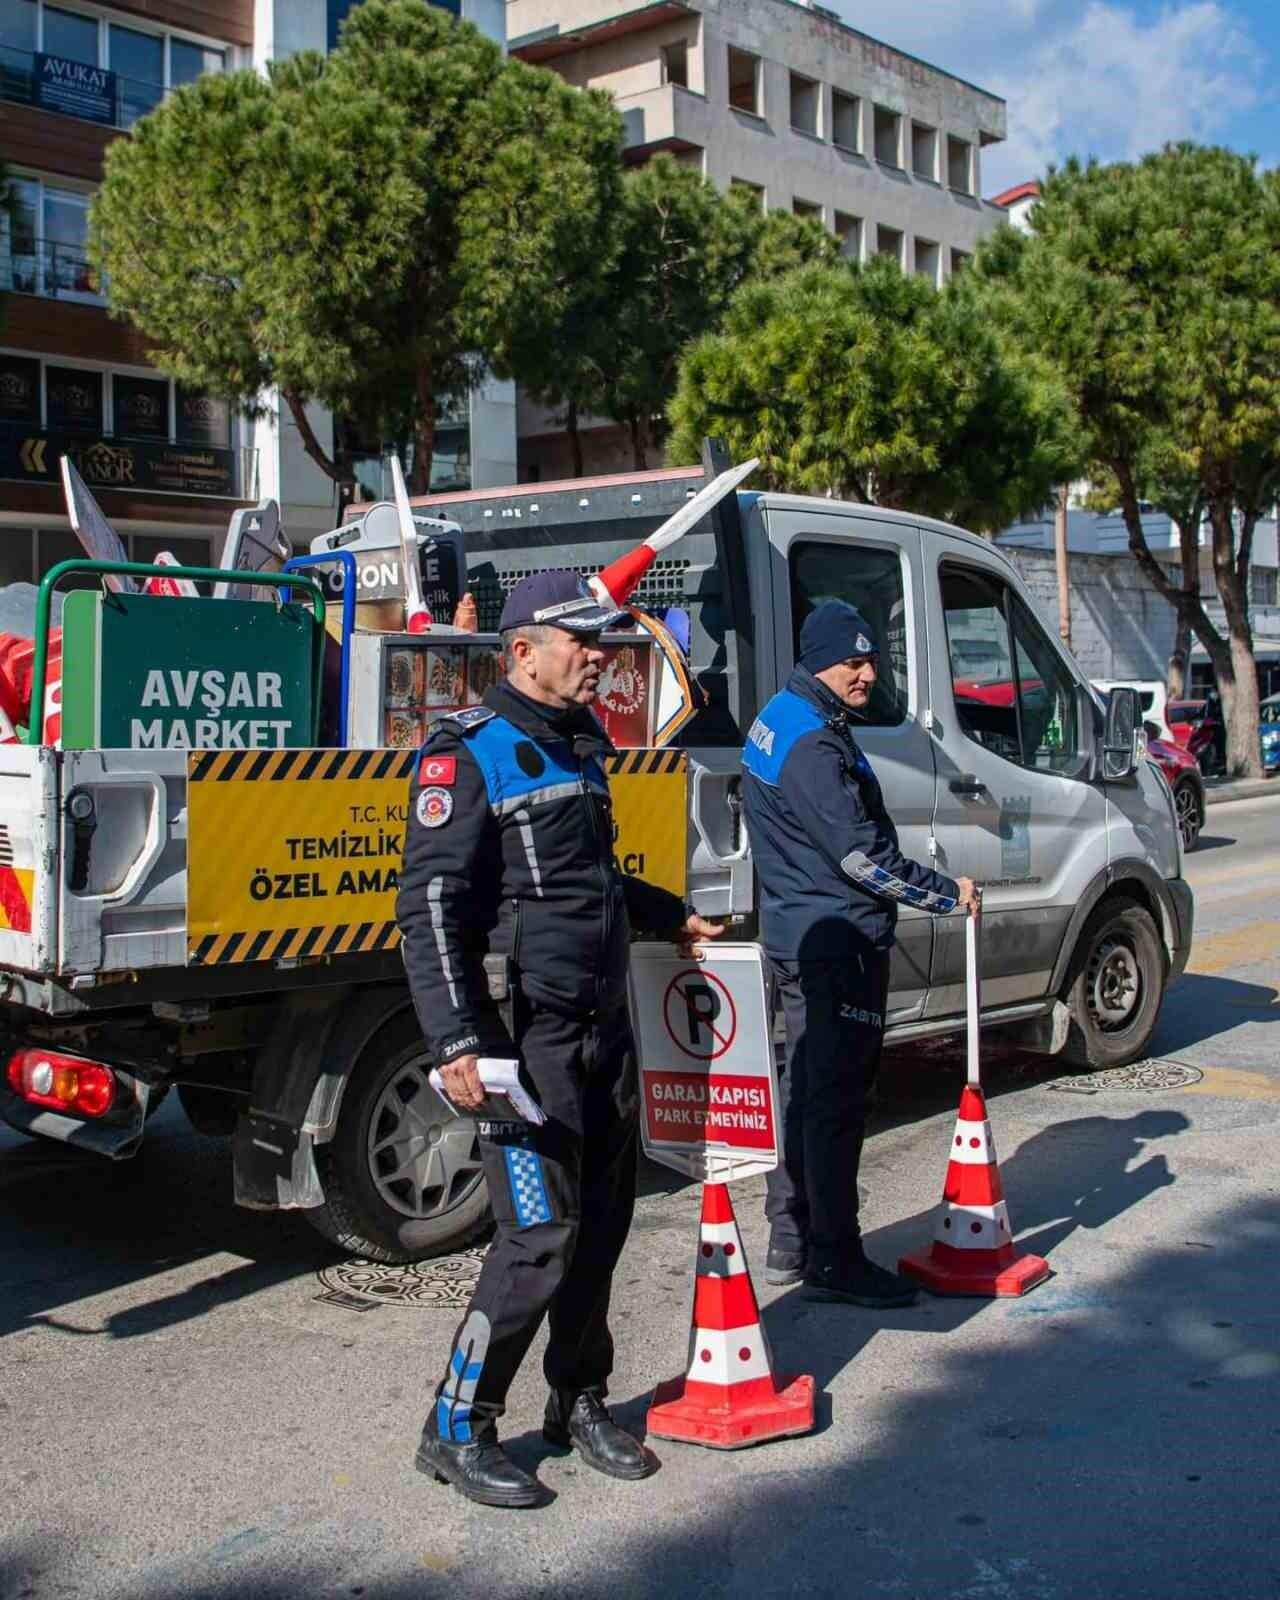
[509, 0, 1007, 476]
[0, 0, 514, 582]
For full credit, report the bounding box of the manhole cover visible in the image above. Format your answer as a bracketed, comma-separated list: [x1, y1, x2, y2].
[316, 1246, 488, 1309]
[1048, 1058, 1204, 1095]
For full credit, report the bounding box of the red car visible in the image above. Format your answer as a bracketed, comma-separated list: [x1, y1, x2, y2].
[1167, 699, 1225, 776]
[1144, 729, 1205, 851]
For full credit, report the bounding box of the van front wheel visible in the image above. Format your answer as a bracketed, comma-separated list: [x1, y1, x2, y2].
[1062, 897, 1165, 1069]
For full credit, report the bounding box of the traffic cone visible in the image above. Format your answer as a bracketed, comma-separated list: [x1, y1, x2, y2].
[898, 1084, 1050, 1297]
[647, 1183, 815, 1449]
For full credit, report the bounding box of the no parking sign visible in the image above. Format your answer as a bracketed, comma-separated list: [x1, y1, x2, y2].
[629, 942, 778, 1182]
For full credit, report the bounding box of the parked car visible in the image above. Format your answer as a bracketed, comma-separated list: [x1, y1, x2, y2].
[1261, 693, 1280, 772]
[1167, 698, 1226, 776]
[1095, 678, 1172, 741]
[1095, 686, 1204, 851]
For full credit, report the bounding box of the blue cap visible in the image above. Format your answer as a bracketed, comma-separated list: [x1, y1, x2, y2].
[799, 601, 879, 673]
[499, 570, 628, 634]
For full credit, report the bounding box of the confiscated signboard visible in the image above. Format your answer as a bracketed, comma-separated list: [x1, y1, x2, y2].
[629, 942, 777, 1183]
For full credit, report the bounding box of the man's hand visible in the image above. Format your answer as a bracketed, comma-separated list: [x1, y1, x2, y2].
[438, 1053, 485, 1111]
[676, 914, 725, 960]
[954, 876, 981, 916]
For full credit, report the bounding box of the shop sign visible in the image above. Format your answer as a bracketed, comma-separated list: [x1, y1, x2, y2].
[35, 53, 117, 126]
[0, 429, 238, 498]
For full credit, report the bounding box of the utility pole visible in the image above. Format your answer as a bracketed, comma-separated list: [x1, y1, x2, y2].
[1055, 485, 1072, 650]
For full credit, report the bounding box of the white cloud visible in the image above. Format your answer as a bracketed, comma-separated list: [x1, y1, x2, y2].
[830, 1, 1267, 193]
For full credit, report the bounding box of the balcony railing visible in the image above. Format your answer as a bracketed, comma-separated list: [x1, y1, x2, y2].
[1, 43, 167, 132]
[1, 237, 104, 304]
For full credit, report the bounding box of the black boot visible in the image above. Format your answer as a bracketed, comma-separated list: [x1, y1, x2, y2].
[415, 1410, 545, 1508]
[765, 1242, 807, 1287]
[804, 1254, 918, 1308]
[543, 1390, 652, 1480]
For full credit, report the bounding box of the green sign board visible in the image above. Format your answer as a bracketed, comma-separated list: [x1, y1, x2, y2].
[61, 591, 315, 751]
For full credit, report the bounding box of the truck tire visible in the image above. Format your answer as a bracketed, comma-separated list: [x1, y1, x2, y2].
[1061, 896, 1165, 1069]
[308, 1011, 491, 1264]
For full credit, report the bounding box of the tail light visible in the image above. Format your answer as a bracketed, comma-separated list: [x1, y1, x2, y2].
[6, 1048, 116, 1117]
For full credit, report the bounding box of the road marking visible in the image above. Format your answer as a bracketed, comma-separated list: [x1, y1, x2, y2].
[1184, 922, 1280, 975]
[1180, 1067, 1280, 1102]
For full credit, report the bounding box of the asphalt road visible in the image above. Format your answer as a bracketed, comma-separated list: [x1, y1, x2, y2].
[4, 797, 1280, 1600]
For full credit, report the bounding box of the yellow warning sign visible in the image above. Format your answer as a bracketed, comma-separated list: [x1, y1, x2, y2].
[604, 750, 688, 901]
[187, 746, 688, 965]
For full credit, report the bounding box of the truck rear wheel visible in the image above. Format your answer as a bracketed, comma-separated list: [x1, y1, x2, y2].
[1061, 896, 1165, 1069]
[308, 1012, 490, 1264]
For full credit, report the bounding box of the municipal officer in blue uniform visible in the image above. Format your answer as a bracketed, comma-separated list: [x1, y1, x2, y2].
[397, 570, 719, 1508]
[742, 601, 978, 1307]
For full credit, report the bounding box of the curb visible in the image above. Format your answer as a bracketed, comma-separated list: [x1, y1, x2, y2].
[1204, 778, 1279, 807]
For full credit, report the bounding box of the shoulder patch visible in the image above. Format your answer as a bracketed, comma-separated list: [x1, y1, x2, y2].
[445, 707, 496, 733]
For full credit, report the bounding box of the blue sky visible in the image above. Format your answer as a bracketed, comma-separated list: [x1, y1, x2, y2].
[831, 0, 1280, 195]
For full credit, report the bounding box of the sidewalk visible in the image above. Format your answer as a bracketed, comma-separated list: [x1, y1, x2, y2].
[1203, 774, 1278, 806]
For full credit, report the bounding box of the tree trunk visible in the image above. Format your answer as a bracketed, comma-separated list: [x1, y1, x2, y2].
[410, 362, 437, 496]
[628, 412, 648, 472]
[567, 397, 584, 479]
[1054, 485, 1071, 650]
[1209, 500, 1262, 779]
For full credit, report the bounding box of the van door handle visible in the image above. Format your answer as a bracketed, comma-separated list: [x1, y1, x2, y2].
[948, 774, 987, 796]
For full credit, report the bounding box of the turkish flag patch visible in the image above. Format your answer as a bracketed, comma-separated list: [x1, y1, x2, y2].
[417, 754, 457, 786]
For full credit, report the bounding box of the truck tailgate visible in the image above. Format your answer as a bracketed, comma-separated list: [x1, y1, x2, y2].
[0, 742, 56, 974]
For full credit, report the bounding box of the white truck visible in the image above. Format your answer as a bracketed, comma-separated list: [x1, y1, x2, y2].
[0, 449, 1192, 1262]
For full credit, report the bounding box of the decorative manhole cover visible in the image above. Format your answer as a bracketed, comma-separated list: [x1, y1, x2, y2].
[1048, 1058, 1204, 1095]
[316, 1246, 488, 1309]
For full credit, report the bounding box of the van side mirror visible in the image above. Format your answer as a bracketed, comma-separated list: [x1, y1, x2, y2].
[1143, 719, 1160, 741]
[1103, 686, 1142, 780]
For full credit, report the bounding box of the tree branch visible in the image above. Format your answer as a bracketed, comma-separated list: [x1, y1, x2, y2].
[281, 386, 343, 486]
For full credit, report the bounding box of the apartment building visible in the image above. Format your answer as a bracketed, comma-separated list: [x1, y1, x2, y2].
[508, 0, 1007, 475]
[0, 0, 512, 583]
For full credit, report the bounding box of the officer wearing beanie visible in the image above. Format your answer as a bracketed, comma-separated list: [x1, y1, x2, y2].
[398, 570, 721, 1508]
[741, 601, 979, 1307]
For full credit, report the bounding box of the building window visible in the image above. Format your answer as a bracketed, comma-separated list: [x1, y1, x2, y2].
[947, 136, 972, 194]
[177, 385, 231, 449]
[831, 89, 859, 153]
[113, 374, 170, 440]
[661, 40, 688, 89]
[0, 2, 225, 131]
[793, 197, 822, 223]
[727, 46, 760, 116]
[876, 224, 903, 266]
[950, 248, 971, 277]
[46, 364, 102, 432]
[0, 353, 41, 425]
[1250, 567, 1279, 607]
[911, 122, 937, 181]
[833, 211, 861, 261]
[914, 238, 939, 285]
[789, 71, 818, 137]
[730, 177, 765, 210]
[873, 104, 901, 167]
[0, 174, 100, 302]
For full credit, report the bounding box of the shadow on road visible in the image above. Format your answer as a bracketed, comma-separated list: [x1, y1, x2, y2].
[1154, 972, 1280, 1053]
[0, 1100, 326, 1342]
[10, 1186, 1275, 1600]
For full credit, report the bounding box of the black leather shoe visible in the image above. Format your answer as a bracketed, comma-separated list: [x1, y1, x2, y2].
[415, 1411, 545, 1508]
[543, 1390, 652, 1480]
[765, 1244, 806, 1286]
[805, 1256, 918, 1308]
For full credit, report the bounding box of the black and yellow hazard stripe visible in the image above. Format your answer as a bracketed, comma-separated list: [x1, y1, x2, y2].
[603, 749, 686, 777]
[188, 920, 402, 967]
[189, 748, 417, 784]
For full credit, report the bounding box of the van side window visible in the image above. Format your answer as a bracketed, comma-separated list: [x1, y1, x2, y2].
[941, 565, 1085, 777]
[790, 541, 908, 726]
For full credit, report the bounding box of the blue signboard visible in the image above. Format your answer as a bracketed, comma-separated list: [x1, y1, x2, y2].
[35, 53, 117, 126]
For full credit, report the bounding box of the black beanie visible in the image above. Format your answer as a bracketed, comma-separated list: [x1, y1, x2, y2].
[799, 601, 879, 673]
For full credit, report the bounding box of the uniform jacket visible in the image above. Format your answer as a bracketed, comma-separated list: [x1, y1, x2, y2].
[397, 680, 686, 1064]
[741, 667, 959, 960]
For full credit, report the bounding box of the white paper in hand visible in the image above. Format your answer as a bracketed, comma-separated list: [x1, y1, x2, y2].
[429, 1057, 546, 1125]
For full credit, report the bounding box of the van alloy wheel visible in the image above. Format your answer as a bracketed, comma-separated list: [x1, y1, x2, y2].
[366, 1062, 483, 1222]
[1086, 937, 1141, 1031]
[1061, 896, 1165, 1070]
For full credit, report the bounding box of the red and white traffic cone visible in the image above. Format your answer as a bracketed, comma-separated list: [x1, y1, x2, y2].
[899, 905, 1049, 1297]
[647, 1182, 815, 1449]
[898, 1083, 1050, 1296]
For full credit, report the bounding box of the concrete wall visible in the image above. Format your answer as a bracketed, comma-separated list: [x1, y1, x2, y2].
[1007, 547, 1178, 682]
